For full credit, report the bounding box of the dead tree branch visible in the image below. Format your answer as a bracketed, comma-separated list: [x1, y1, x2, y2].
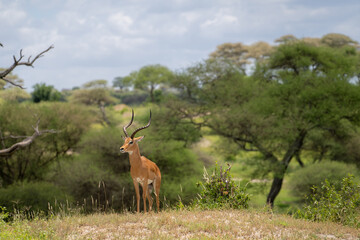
[0, 119, 58, 156]
[0, 45, 54, 88]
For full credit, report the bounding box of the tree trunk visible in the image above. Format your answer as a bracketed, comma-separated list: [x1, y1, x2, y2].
[266, 129, 307, 207]
[150, 84, 155, 102]
[99, 103, 111, 126]
[266, 176, 284, 207]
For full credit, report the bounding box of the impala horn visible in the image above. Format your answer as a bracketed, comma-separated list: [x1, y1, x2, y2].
[123, 109, 134, 138]
[130, 110, 151, 139]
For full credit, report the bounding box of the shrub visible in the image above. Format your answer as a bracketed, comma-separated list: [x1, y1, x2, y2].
[295, 175, 360, 227]
[49, 155, 134, 213]
[0, 182, 70, 218]
[0, 102, 96, 186]
[0, 206, 9, 222]
[142, 138, 202, 206]
[193, 163, 250, 209]
[77, 126, 129, 174]
[289, 161, 358, 200]
[32, 83, 63, 102]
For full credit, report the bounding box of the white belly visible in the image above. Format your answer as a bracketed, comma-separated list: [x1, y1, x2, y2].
[136, 178, 153, 185]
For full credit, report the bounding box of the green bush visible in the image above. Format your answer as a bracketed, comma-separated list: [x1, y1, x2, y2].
[0, 102, 96, 186]
[111, 89, 148, 105]
[141, 138, 202, 206]
[78, 126, 129, 174]
[0, 206, 9, 222]
[0, 182, 70, 218]
[289, 161, 358, 200]
[50, 155, 133, 212]
[295, 175, 360, 227]
[32, 83, 63, 102]
[193, 163, 250, 209]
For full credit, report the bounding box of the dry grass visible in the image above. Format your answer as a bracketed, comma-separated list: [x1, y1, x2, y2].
[2, 209, 360, 239]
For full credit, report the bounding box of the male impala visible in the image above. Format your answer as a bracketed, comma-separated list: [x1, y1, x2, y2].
[120, 109, 161, 213]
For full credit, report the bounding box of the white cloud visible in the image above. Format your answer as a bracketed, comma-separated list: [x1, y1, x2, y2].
[0, 4, 27, 26]
[0, 0, 359, 90]
[108, 12, 134, 34]
[201, 13, 238, 28]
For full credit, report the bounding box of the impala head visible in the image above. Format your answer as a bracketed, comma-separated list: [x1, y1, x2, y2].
[120, 109, 151, 154]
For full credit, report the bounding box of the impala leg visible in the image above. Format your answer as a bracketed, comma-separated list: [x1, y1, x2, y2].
[146, 187, 153, 212]
[142, 183, 148, 213]
[155, 177, 161, 212]
[133, 180, 140, 213]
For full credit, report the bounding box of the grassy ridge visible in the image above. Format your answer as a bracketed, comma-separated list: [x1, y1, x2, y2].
[1, 209, 359, 239]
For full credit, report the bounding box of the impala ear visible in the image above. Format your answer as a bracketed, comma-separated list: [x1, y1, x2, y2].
[134, 136, 144, 142]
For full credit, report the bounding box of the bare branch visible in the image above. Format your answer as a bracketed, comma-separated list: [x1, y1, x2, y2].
[0, 119, 58, 156]
[0, 129, 6, 149]
[1, 77, 25, 89]
[0, 45, 54, 88]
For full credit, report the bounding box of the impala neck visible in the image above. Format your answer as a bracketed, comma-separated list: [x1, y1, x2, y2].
[128, 144, 142, 166]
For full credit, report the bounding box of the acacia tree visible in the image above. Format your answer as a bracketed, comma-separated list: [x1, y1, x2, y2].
[0, 44, 54, 156]
[168, 38, 360, 207]
[113, 76, 131, 91]
[32, 83, 62, 102]
[124, 64, 173, 102]
[209, 41, 273, 72]
[69, 80, 117, 126]
[261, 42, 360, 205]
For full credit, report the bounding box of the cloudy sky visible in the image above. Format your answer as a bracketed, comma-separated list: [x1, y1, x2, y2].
[1, 0, 359, 90]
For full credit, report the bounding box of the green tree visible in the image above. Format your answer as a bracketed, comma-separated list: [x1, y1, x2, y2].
[0, 44, 54, 156]
[113, 77, 131, 91]
[124, 64, 173, 102]
[209, 42, 249, 71]
[321, 33, 358, 48]
[0, 88, 31, 102]
[0, 102, 96, 186]
[168, 39, 360, 207]
[0, 69, 24, 89]
[82, 79, 108, 89]
[32, 83, 62, 103]
[69, 80, 117, 126]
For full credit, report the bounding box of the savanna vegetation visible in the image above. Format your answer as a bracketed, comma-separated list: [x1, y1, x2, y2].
[1, 33, 360, 238]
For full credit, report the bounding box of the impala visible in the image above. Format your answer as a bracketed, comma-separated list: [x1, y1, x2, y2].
[120, 109, 161, 213]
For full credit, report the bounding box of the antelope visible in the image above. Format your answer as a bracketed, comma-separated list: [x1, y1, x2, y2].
[120, 109, 161, 213]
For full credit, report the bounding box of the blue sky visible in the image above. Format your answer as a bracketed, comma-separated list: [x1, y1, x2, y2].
[1, 0, 359, 90]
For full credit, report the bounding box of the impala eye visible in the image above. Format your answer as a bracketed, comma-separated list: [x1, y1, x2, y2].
[129, 141, 133, 144]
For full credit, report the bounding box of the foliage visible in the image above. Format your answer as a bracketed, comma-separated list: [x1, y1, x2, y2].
[0, 69, 24, 89]
[169, 39, 360, 206]
[124, 64, 174, 102]
[0, 88, 31, 102]
[295, 175, 360, 227]
[289, 161, 358, 200]
[0, 181, 69, 217]
[50, 155, 133, 212]
[69, 88, 117, 106]
[54, 121, 201, 211]
[0, 102, 96, 186]
[82, 79, 108, 89]
[31, 83, 62, 102]
[78, 127, 129, 174]
[141, 137, 202, 205]
[0, 206, 9, 222]
[193, 163, 250, 209]
[321, 33, 358, 48]
[209, 41, 273, 69]
[111, 89, 148, 105]
[147, 107, 202, 147]
[113, 77, 131, 91]
[48, 125, 134, 211]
